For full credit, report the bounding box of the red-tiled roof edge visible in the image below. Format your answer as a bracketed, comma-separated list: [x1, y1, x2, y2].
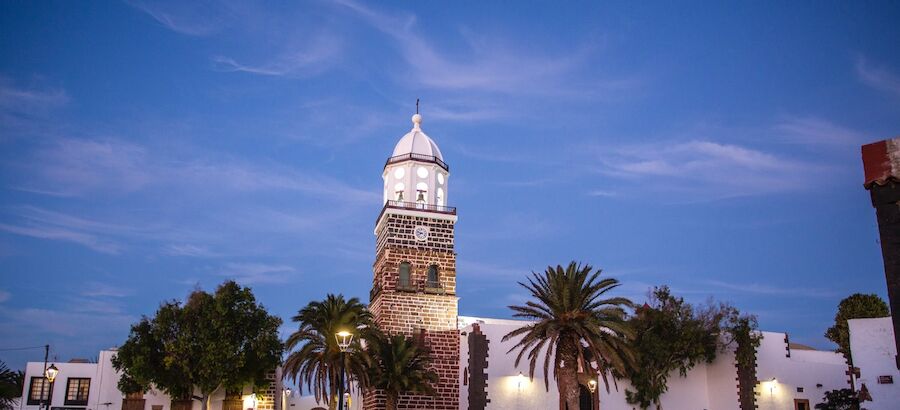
[862, 137, 900, 189]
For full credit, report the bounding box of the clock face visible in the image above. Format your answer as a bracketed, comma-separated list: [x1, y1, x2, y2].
[414, 225, 429, 242]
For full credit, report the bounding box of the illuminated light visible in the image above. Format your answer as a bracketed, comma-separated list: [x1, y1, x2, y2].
[517, 372, 526, 392]
[588, 379, 597, 393]
[335, 330, 354, 352]
[45, 364, 59, 383]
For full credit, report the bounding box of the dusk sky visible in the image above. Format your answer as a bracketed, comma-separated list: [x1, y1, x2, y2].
[2, 1, 900, 369]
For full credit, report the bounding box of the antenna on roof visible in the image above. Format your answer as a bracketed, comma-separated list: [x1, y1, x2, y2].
[416, 98, 420, 114]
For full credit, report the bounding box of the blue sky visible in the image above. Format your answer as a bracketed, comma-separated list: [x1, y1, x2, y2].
[2, 0, 900, 369]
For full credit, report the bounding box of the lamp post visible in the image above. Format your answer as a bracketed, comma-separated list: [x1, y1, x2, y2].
[335, 331, 354, 410]
[45, 363, 59, 410]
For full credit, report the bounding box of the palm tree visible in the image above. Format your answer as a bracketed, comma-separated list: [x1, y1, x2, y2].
[283, 294, 372, 410]
[364, 333, 438, 410]
[502, 262, 635, 410]
[0, 361, 24, 410]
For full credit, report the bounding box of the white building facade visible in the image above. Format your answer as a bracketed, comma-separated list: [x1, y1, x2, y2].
[18, 351, 284, 410]
[849, 317, 900, 410]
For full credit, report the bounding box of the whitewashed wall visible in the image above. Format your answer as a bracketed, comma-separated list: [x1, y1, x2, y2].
[754, 331, 848, 410]
[20, 350, 277, 410]
[848, 317, 900, 410]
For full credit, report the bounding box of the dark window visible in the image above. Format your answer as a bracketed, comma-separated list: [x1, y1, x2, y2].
[427, 265, 440, 288]
[398, 262, 411, 288]
[65, 378, 90, 405]
[27, 377, 52, 406]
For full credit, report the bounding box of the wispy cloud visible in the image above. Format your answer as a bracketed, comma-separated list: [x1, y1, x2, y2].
[703, 279, 838, 299]
[0, 78, 68, 112]
[164, 243, 221, 258]
[14, 137, 378, 203]
[774, 116, 866, 147]
[856, 56, 900, 97]
[127, 0, 230, 36]
[0, 221, 122, 254]
[81, 282, 132, 298]
[218, 263, 297, 285]
[212, 34, 341, 77]
[593, 140, 823, 200]
[335, 0, 621, 96]
[0, 290, 10, 303]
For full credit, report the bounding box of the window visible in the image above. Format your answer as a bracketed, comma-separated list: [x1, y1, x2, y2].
[398, 262, 411, 288]
[427, 265, 440, 288]
[417, 166, 429, 178]
[27, 377, 52, 406]
[65, 378, 90, 406]
[437, 173, 445, 185]
[437, 188, 444, 206]
[393, 167, 405, 179]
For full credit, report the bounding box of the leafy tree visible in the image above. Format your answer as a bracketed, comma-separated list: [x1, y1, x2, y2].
[623, 287, 723, 409]
[364, 333, 438, 410]
[503, 262, 635, 410]
[282, 294, 372, 410]
[814, 388, 859, 410]
[825, 293, 889, 362]
[623, 287, 760, 410]
[0, 361, 24, 410]
[113, 281, 283, 410]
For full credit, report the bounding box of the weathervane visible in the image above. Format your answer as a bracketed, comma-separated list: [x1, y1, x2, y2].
[416, 98, 420, 114]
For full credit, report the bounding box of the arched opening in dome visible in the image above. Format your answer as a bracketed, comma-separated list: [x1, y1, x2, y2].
[416, 182, 428, 204]
[393, 167, 405, 179]
[394, 182, 405, 201]
[417, 166, 429, 178]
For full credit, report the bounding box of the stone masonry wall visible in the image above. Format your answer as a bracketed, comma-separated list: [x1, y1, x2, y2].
[366, 209, 460, 410]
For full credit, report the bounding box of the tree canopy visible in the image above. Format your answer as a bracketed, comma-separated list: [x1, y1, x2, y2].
[502, 262, 635, 410]
[624, 286, 760, 410]
[113, 281, 283, 410]
[364, 333, 437, 410]
[0, 361, 24, 410]
[824, 293, 889, 361]
[282, 294, 373, 409]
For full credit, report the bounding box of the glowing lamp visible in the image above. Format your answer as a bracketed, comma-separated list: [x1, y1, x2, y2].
[45, 364, 59, 383]
[335, 331, 354, 352]
[588, 379, 597, 393]
[517, 372, 526, 391]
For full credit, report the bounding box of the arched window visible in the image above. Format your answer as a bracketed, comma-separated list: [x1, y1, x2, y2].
[426, 264, 440, 288]
[437, 187, 444, 206]
[398, 262, 411, 288]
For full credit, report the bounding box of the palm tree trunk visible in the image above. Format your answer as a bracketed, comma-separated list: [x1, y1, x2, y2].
[557, 344, 580, 410]
[385, 392, 397, 410]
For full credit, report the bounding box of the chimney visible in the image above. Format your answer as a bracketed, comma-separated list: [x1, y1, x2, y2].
[861, 137, 900, 369]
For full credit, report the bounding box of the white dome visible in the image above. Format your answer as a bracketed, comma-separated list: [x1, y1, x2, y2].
[391, 114, 444, 161]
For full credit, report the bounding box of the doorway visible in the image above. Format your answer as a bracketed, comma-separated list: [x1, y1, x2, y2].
[578, 384, 592, 410]
[794, 398, 810, 410]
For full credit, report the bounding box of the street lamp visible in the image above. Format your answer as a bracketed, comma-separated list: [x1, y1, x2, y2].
[44, 364, 59, 410]
[335, 331, 354, 410]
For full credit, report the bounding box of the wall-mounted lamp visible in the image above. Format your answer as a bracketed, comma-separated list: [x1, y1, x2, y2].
[588, 380, 597, 393]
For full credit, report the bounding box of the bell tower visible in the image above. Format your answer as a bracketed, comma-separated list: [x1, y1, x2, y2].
[365, 113, 459, 410]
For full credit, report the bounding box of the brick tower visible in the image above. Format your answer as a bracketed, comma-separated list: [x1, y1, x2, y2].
[365, 113, 460, 410]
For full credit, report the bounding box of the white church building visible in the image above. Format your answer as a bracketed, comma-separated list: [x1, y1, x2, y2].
[18, 113, 899, 410]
